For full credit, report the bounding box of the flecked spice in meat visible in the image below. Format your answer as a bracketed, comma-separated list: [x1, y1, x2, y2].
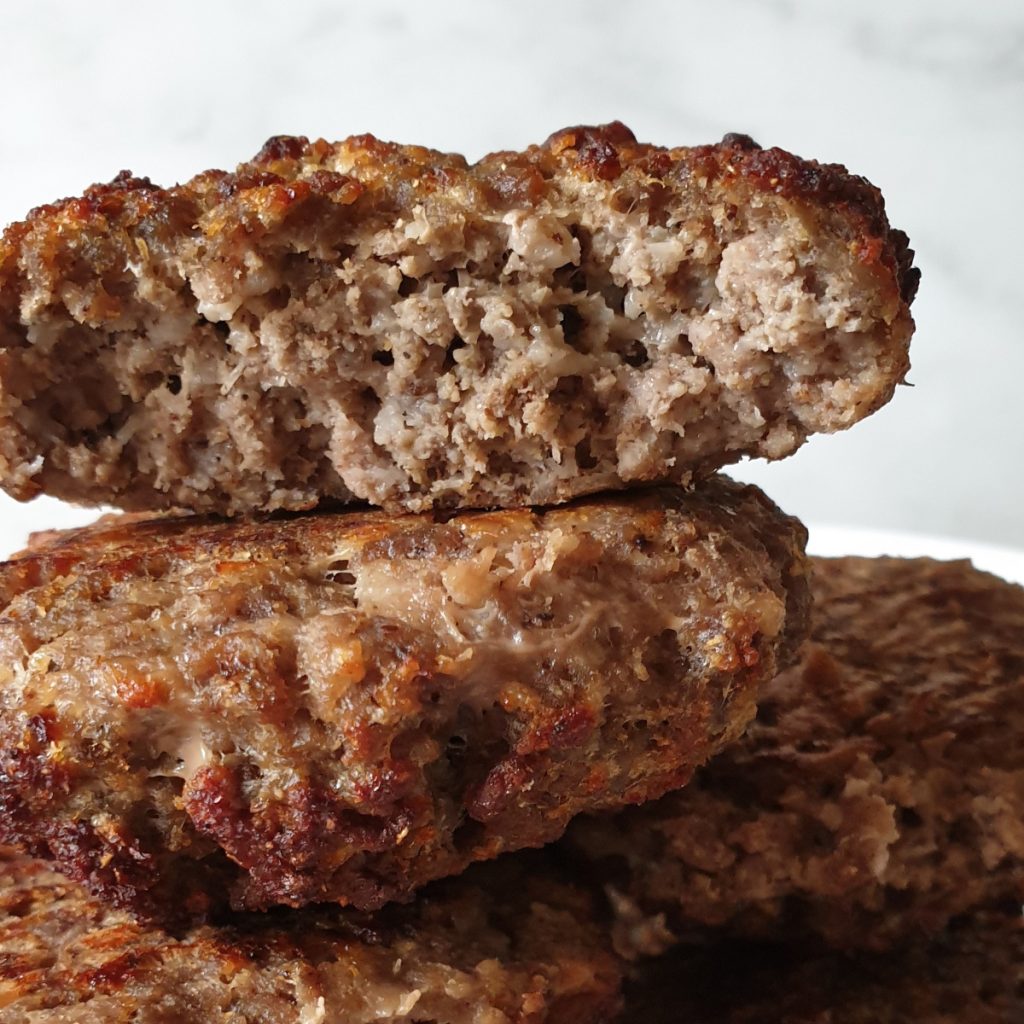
[568, 557, 1024, 955]
[0, 478, 809, 917]
[0, 123, 917, 514]
[0, 846, 623, 1023]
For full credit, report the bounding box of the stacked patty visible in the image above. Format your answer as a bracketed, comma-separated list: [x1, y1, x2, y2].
[0, 123, 904, 920]
[569, 556, 1024, 957]
[609, 559, 1024, 1022]
[0, 481, 809, 917]
[0, 848, 625, 1024]
[1, 557, 1021, 1021]
[0, 124, 917, 515]
[15, 125, 1021, 1023]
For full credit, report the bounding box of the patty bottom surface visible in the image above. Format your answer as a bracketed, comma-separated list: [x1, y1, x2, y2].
[0, 478, 809, 916]
[569, 556, 1024, 954]
[0, 123, 917, 515]
[623, 914, 1024, 1023]
[0, 847, 623, 1024]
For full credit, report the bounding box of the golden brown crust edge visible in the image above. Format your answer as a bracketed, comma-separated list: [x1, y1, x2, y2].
[0, 123, 917, 516]
[1, 122, 919, 310]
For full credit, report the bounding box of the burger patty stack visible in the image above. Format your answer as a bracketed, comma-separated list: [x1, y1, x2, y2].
[0, 124, 1017, 1022]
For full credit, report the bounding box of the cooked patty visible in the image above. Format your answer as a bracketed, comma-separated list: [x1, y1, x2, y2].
[623, 914, 1024, 1023]
[569, 557, 1024, 954]
[0, 847, 623, 1023]
[0, 123, 917, 515]
[0, 478, 809, 917]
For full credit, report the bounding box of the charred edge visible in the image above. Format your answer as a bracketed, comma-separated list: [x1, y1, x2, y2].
[255, 135, 311, 164]
[720, 132, 761, 151]
[0, 720, 219, 924]
[44, 819, 165, 916]
[184, 766, 414, 909]
[217, 170, 286, 199]
[545, 122, 639, 181]
[890, 229, 921, 306]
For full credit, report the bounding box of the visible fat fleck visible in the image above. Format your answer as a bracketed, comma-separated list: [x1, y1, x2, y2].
[503, 211, 580, 272]
[150, 721, 213, 780]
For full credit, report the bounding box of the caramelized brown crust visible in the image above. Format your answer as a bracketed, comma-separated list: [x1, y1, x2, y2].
[0, 123, 916, 515]
[624, 914, 1024, 1023]
[569, 557, 1024, 953]
[0, 478, 809, 917]
[0, 847, 623, 1023]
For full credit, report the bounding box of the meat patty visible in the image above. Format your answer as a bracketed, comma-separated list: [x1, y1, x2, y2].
[624, 914, 1024, 1023]
[0, 478, 809, 917]
[568, 557, 1024, 954]
[0, 123, 917, 515]
[0, 847, 623, 1023]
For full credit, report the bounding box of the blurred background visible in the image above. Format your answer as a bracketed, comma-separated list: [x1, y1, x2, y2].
[1, 0, 1021, 550]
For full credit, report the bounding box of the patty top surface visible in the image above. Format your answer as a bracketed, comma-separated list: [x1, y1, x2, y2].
[0, 847, 623, 1024]
[0, 123, 917, 514]
[570, 556, 1024, 953]
[0, 478, 809, 916]
[3, 124, 918, 304]
[623, 914, 1024, 1023]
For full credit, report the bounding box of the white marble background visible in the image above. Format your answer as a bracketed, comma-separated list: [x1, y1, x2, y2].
[1, 0, 1021, 549]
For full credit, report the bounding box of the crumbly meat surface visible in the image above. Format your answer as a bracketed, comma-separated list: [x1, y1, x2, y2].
[0, 123, 918, 515]
[623, 914, 1024, 1023]
[0, 478, 809, 917]
[0, 847, 623, 1024]
[569, 557, 1024, 954]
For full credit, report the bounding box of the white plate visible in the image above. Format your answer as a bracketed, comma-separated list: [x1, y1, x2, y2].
[806, 524, 1024, 586]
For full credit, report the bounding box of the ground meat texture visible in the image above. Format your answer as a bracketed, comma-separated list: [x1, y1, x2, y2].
[0, 848, 623, 1024]
[623, 914, 1024, 1023]
[568, 557, 1024, 955]
[0, 477, 809, 917]
[0, 123, 918, 516]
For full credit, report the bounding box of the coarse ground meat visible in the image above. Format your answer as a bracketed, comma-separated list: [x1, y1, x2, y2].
[0, 478, 809, 917]
[0, 847, 623, 1024]
[568, 557, 1024, 955]
[622, 913, 1024, 1023]
[0, 123, 917, 515]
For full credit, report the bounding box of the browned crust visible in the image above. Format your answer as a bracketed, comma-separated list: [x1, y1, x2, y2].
[569, 556, 1024, 953]
[541, 125, 918, 304]
[0, 847, 624, 1022]
[0, 479, 809, 917]
[0, 123, 917, 515]
[2, 123, 917, 309]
